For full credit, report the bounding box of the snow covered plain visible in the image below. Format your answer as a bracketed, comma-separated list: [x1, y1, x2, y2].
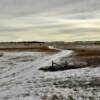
[0, 50, 100, 100]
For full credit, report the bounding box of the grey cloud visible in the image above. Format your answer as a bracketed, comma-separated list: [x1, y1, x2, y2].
[0, 27, 33, 32]
[61, 12, 99, 20]
[0, 0, 100, 19]
[60, 28, 100, 34]
[0, 0, 100, 41]
[32, 24, 75, 29]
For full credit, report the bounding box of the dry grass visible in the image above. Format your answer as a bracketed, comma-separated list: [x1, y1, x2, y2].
[0, 46, 59, 52]
[71, 49, 100, 66]
[74, 50, 100, 56]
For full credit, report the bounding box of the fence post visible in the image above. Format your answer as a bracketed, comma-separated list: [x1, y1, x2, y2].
[52, 61, 54, 69]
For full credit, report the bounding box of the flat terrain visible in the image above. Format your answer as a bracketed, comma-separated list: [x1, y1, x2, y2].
[0, 46, 59, 52]
[0, 49, 100, 100]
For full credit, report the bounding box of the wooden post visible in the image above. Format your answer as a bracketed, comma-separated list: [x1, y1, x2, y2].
[52, 61, 54, 69]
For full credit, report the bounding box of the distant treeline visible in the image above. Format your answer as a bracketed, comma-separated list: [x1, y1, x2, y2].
[0, 41, 100, 47]
[0, 41, 45, 44]
[65, 41, 100, 45]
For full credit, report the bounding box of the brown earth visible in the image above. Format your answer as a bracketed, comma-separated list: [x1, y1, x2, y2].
[71, 49, 100, 67]
[0, 47, 59, 52]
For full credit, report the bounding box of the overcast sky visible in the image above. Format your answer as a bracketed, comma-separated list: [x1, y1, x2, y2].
[0, 0, 100, 42]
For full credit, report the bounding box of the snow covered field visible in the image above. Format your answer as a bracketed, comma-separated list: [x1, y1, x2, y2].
[0, 50, 100, 100]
